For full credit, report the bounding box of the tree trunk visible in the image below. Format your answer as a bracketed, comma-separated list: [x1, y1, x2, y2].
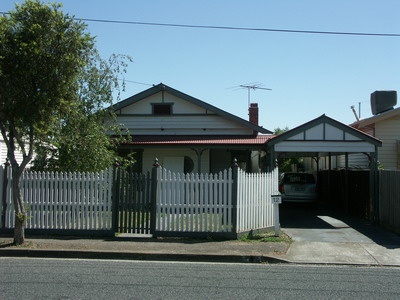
[14, 214, 25, 245]
[11, 167, 26, 245]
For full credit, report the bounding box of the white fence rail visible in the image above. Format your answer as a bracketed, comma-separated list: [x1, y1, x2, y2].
[1, 167, 113, 230]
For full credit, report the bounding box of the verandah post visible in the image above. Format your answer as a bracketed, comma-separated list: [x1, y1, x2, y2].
[150, 158, 161, 234]
[231, 158, 239, 234]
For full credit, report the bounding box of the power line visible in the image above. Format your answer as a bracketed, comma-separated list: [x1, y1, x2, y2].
[1, 11, 399, 37]
[82, 19, 400, 37]
[80, 18, 400, 37]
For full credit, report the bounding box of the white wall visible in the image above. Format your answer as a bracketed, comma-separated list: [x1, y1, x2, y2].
[142, 148, 210, 174]
[112, 91, 254, 136]
[0, 138, 30, 167]
[375, 116, 400, 170]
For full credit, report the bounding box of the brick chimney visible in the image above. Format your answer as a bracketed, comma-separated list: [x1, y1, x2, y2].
[249, 103, 259, 125]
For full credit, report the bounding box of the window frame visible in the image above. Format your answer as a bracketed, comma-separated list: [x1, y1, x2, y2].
[152, 103, 173, 115]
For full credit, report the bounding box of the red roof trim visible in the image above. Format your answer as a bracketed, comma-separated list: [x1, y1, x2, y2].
[121, 135, 274, 145]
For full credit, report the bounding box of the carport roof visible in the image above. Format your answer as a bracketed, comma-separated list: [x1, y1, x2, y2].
[267, 115, 382, 155]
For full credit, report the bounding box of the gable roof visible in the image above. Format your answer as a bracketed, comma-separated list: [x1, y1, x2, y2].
[268, 114, 382, 147]
[351, 106, 400, 129]
[111, 83, 272, 134]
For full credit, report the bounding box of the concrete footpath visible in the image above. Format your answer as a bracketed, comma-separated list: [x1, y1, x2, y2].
[0, 235, 289, 264]
[285, 240, 400, 266]
[1, 229, 400, 266]
[2, 210, 400, 265]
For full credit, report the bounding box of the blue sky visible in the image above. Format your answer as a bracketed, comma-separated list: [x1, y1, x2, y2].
[3, 0, 400, 131]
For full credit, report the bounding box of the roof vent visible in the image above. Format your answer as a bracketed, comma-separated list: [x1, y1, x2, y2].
[371, 90, 397, 115]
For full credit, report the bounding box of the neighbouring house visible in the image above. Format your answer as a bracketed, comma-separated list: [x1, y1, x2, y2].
[107, 83, 273, 174]
[0, 136, 31, 167]
[350, 90, 399, 170]
[0, 138, 8, 165]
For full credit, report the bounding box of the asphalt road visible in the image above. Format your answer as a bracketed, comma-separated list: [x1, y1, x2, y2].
[1, 258, 400, 299]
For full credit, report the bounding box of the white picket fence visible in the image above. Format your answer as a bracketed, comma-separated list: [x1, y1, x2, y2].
[1, 167, 113, 230]
[154, 166, 279, 234]
[1, 165, 279, 236]
[156, 168, 233, 233]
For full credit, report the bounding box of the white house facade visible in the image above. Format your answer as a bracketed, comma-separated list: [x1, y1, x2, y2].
[108, 83, 273, 174]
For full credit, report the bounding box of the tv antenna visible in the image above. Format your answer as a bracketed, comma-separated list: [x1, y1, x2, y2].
[238, 83, 272, 107]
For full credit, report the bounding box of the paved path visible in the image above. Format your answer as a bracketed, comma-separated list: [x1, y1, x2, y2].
[281, 205, 400, 265]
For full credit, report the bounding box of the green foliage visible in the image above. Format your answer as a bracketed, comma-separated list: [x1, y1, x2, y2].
[238, 231, 292, 243]
[278, 157, 305, 173]
[273, 126, 289, 135]
[0, 1, 133, 173]
[273, 126, 304, 172]
[0, 1, 132, 242]
[31, 52, 134, 172]
[0, 0, 93, 133]
[15, 212, 27, 223]
[0, 0, 94, 172]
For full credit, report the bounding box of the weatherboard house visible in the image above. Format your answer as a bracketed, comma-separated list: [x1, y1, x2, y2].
[107, 83, 383, 178]
[350, 91, 400, 170]
[108, 83, 274, 174]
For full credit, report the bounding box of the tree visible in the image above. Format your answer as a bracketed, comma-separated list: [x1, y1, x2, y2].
[274, 127, 304, 172]
[273, 126, 289, 135]
[0, 0, 96, 244]
[31, 52, 133, 172]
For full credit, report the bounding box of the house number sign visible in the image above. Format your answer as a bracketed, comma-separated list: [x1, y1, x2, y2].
[271, 195, 282, 204]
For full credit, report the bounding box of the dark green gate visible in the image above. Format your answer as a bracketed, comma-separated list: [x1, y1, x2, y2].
[113, 169, 154, 234]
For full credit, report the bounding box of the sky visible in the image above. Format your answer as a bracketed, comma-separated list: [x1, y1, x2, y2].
[2, 0, 400, 132]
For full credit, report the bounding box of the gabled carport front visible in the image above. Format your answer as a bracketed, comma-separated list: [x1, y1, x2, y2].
[266, 115, 382, 220]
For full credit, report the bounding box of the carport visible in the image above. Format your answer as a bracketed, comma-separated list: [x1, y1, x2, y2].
[266, 115, 382, 220]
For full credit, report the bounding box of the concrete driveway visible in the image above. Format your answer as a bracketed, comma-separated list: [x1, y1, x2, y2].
[280, 203, 400, 265]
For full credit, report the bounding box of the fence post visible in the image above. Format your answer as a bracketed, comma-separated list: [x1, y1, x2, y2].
[150, 158, 161, 234]
[111, 166, 121, 233]
[231, 158, 239, 234]
[370, 150, 379, 223]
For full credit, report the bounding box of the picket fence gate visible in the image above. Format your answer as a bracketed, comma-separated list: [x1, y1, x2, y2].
[156, 167, 234, 235]
[0, 164, 279, 238]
